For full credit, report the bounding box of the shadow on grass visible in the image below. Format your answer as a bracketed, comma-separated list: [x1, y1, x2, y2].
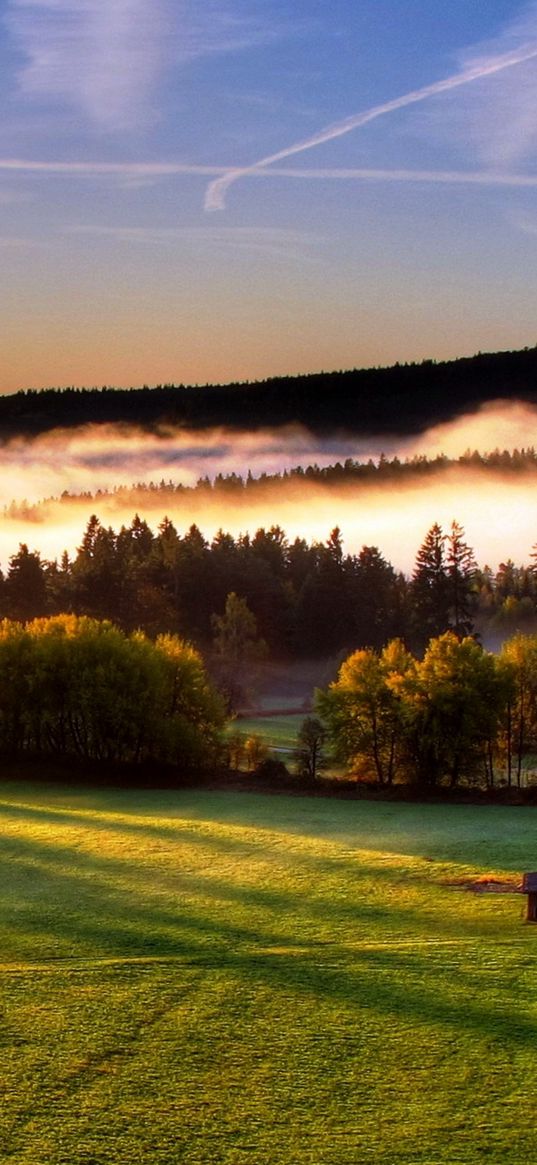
[4, 891, 536, 1057]
[1, 821, 534, 1055]
[0, 821, 498, 958]
[2, 785, 536, 1066]
[2, 792, 534, 879]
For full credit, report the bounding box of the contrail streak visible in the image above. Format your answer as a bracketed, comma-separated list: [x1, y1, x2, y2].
[252, 166, 537, 187]
[204, 43, 537, 210]
[4, 158, 537, 191]
[0, 159, 226, 176]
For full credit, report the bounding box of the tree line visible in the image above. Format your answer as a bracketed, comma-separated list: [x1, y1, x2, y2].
[0, 615, 224, 770]
[3, 345, 537, 439]
[318, 631, 537, 790]
[8, 445, 537, 524]
[2, 514, 537, 661]
[2, 610, 536, 793]
[2, 605, 537, 792]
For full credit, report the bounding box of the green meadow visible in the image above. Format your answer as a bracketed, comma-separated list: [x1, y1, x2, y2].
[1, 782, 537, 1164]
[233, 713, 304, 758]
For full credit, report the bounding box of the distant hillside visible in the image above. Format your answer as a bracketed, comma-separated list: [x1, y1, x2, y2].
[3, 345, 537, 440]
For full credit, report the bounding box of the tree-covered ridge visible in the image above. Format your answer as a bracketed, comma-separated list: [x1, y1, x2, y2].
[2, 515, 537, 661]
[3, 344, 537, 438]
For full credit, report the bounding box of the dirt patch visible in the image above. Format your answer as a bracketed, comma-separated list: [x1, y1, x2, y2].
[443, 875, 522, 894]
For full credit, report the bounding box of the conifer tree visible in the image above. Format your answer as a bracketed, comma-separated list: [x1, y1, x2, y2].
[411, 523, 449, 647]
[446, 520, 477, 636]
[5, 544, 48, 622]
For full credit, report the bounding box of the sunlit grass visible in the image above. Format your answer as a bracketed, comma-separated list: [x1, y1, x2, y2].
[232, 712, 304, 752]
[1, 783, 537, 1163]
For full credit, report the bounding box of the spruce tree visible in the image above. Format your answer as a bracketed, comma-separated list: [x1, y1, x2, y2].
[411, 523, 449, 647]
[446, 520, 477, 636]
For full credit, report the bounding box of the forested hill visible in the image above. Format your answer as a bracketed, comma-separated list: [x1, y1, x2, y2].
[4, 344, 537, 440]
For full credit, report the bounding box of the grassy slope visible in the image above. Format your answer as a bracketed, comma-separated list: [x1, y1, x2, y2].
[232, 713, 304, 753]
[1, 783, 537, 1164]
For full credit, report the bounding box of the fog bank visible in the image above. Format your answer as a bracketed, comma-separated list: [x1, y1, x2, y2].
[0, 399, 536, 573]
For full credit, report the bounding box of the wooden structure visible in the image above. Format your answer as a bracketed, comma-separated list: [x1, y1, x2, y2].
[522, 873, 537, 921]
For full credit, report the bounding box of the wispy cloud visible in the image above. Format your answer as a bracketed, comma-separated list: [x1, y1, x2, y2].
[6, 0, 168, 130]
[0, 158, 227, 176]
[508, 209, 537, 237]
[5, 156, 537, 191]
[261, 166, 537, 188]
[168, 3, 281, 62]
[450, 1, 537, 167]
[6, 0, 279, 131]
[205, 22, 537, 209]
[67, 224, 322, 260]
[0, 234, 42, 248]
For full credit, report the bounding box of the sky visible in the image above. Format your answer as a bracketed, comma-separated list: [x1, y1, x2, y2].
[3, 0, 537, 392]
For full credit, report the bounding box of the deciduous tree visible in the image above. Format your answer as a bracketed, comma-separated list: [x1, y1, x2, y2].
[409, 633, 505, 787]
[318, 639, 414, 784]
[295, 716, 326, 781]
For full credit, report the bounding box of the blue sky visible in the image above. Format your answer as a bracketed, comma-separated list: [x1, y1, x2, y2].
[2, 0, 537, 391]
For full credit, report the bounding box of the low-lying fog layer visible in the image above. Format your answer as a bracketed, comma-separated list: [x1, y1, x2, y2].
[1, 399, 536, 573]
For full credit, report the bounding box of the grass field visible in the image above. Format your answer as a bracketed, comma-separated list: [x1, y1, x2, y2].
[1, 781, 537, 1164]
[233, 713, 305, 759]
